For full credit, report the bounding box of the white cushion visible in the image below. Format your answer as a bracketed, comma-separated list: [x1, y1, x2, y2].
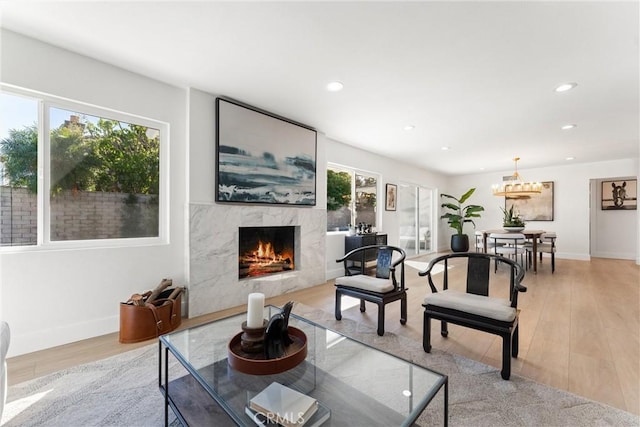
[424, 289, 516, 322]
[537, 243, 556, 253]
[335, 275, 394, 293]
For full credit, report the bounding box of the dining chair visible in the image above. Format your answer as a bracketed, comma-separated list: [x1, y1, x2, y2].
[474, 230, 495, 253]
[527, 232, 557, 273]
[489, 232, 526, 272]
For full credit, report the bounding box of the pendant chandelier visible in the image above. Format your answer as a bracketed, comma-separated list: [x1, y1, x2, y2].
[492, 157, 542, 198]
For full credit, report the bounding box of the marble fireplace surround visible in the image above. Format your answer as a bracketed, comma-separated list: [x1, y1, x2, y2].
[189, 203, 327, 317]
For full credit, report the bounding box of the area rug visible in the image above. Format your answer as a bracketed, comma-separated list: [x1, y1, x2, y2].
[2, 304, 638, 427]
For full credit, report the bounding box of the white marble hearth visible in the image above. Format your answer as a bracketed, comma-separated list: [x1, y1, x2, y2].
[189, 203, 326, 317]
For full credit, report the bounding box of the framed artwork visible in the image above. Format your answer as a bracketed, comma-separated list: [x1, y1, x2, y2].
[505, 181, 554, 221]
[601, 179, 637, 210]
[385, 183, 397, 211]
[215, 97, 317, 205]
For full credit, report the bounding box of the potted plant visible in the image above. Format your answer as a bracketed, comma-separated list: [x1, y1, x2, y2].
[440, 188, 484, 252]
[501, 205, 525, 231]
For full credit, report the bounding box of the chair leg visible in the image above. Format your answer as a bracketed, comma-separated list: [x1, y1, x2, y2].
[512, 324, 519, 358]
[359, 299, 366, 312]
[423, 312, 432, 353]
[440, 320, 448, 337]
[335, 290, 342, 320]
[376, 303, 385, 336]
[551, 253, 555, 273]
[400, 294, 407, 325]
[501, 334, 511, 380]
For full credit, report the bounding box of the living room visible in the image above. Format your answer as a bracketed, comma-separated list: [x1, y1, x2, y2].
[0, 1, 638, 426]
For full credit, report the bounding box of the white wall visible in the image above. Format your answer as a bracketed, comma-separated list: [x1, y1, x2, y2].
[0, 30, 188, 356]
[447, 158, 639, 261]
[325, 138, 448, 279]
[591, 176, 638, 259]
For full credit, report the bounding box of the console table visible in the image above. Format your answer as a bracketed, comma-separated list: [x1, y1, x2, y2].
[344, 233, 387, 274]
[159, 305, 448, 426]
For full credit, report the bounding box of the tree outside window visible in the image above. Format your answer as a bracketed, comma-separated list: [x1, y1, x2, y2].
[326, 165, 378, 232]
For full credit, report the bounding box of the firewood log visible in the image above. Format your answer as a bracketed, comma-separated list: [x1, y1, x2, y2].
[129, 294, 146, 306]
[167, 286, 184, 300]
[146, 278, 172, 303]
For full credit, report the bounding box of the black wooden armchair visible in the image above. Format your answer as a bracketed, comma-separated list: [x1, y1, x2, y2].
[419, 252, 526, 380]
[335, 245, 407, 336]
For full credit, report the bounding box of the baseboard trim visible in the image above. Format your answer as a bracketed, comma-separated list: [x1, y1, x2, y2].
[7, 315, 118, 358]
[590, 252, 636, 260]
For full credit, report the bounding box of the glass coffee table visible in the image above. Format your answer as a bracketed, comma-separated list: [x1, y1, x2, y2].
[159, 306, 448, 426]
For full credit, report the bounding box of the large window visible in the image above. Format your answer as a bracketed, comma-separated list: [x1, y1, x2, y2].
[327, 164, 378, 232]
[0, 89, 165, 248]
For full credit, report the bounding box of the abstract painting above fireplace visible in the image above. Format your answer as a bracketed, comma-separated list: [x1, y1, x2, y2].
[239, 226, 295, 279]
[216, 97, 317, 206]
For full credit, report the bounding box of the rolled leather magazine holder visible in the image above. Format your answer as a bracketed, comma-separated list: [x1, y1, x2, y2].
[119, 288, 183, 343]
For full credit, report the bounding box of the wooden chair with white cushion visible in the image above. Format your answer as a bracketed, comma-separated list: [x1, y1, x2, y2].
[419, 252, 526, 380]
[335, 245, 407, 336]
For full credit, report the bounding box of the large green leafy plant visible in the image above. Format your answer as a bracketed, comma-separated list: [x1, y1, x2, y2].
[440, 188, 484, 235]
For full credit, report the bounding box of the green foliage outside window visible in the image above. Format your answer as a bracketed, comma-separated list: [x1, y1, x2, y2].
[0, 116, 159, 196]
[0, 124, 38, 192]
[327, 169, 352, 211]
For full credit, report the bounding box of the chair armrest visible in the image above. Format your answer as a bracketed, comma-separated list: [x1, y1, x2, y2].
[418, 254, 451, 294]
[335, 244, 380, 263]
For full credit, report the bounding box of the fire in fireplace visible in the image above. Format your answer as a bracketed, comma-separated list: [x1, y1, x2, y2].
[239, 226, 295, 279]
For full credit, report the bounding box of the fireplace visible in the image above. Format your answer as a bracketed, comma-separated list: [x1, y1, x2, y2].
[239, 226, 295, 279]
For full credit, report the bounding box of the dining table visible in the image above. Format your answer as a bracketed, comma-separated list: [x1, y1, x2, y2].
[482, 229, 546, 273]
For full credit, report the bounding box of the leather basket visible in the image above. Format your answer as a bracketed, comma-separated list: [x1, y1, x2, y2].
[119, 289, 182, 343]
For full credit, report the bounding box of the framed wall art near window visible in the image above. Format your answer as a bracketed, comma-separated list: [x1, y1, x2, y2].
[385, 183, 397, 211]
[215, 97, 317, 206]
[505, 181, 554, 221]
[601, 179, 637, 210]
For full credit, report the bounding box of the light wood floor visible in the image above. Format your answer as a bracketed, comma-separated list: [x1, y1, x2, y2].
[7, 255, 639, 416]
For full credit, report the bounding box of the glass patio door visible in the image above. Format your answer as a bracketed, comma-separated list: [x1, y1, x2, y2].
[398, 184, 434, 256]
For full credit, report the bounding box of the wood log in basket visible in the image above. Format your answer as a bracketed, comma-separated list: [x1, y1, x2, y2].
[146, 278, 173, 303]
[129, 294, 145, 306]
[126, 291, 151, 306]
[167, 286, 184, 300]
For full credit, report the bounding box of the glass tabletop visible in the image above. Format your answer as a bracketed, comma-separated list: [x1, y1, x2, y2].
[160, 305, 447, 426]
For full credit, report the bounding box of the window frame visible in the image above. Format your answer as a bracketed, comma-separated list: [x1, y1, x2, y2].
[0, 85, 169, 252]
[326, 162, 380, 234]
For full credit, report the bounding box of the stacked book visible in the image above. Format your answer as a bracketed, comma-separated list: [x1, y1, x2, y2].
[246, 382, 330, 427]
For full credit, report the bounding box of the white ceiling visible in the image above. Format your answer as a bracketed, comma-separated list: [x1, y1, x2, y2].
[1, 1, 638, 176]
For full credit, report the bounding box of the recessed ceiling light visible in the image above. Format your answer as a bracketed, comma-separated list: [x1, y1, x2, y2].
[566, 156, 575, 161]
[441, 146, 450, 151]
[561, 124, 577, 130]
[403, 125, 415, 131]
[555, 82, 577, 92]
[326, 81, 344, 92]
